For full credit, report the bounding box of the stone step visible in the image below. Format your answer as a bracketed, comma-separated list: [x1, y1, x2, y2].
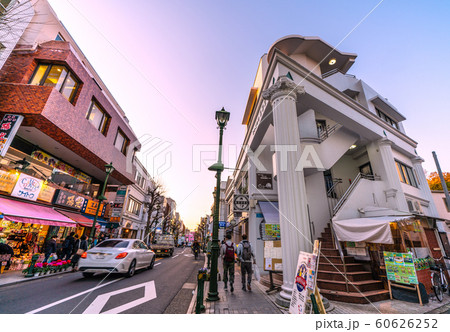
[318, 262, 364, 272]
[320, 289, 390, 304]
[317, 270, 373, 282]
[317, 279, 384, 292]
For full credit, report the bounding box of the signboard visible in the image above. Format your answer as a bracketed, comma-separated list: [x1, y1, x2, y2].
[37, 184, 56, 203]
[11, 173, 43, 201]
[52, 189, 85, 210]
[0, 169, 18, 194]
[289, 251, 314, 314]
[82, 199, 106, 217]
[264, 240, 282, 271]
[264, 224, 280, 240]
[383, 252, 418, 285]
[0, 114, 23, 157]
[219, 221, 226, 229]
[233, 194, 249, 212]
[111, 185, 127, 218]
[256, 173, 273, 190]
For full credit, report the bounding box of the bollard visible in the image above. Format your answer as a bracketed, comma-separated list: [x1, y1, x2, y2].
[25, 254, 40, 278]
[195, 268, 208, 314]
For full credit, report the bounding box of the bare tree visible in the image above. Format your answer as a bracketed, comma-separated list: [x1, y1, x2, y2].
[143, 180, 165, 244]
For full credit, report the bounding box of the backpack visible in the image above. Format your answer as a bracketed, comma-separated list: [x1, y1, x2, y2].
[224, 243, 235, 262]
[241, 241, 252, 261]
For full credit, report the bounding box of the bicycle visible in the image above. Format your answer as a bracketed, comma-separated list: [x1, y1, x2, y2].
[430, 256, 450, 302]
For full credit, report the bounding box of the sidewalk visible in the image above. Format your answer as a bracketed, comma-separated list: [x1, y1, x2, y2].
[0, 268, 73, 288]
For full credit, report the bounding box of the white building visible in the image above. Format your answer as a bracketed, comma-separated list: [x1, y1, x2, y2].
[228, 35, 441, 305]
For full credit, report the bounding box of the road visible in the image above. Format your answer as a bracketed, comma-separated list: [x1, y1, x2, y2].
[0, 247, 204, 314]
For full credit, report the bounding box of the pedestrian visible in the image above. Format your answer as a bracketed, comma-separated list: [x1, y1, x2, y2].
[71, 235, 88, 270]
[43, 235, 57, 263]
[72, 234, 80, 256]
[0, 240, 14, 270]
[220, 233, 237, 292]
[62, 232, 76, 260]
[237, 234, 256, 291]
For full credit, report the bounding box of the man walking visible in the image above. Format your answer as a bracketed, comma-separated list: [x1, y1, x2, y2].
[237, 234, 256, 291]
[220, 234, 237, 292]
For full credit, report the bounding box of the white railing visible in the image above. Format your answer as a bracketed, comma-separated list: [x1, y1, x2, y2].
[319, 123, 342, 142]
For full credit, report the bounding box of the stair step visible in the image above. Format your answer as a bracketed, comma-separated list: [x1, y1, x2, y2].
[319, 255, 355, 264]
[317, 270, 373, 282]
[317, 279, 384, 292]
[318, 262, 364, 272]
[319, 289, 390, 304]
[321, 242, 335, 249]
[320, 249, 340, 256]
[318, 237, 333, 243]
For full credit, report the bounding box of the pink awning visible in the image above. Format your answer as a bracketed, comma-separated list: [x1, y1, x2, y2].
[0, 197, 76, 227]
[57, 210, 100, 229]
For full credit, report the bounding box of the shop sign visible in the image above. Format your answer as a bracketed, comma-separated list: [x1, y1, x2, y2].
[256, 173, 273, 190]
[289, 251, 314, 314]
[218, 221, 226, 229]
[10, 173, 43, 201]
[52, 189, 85, 210]
[111, 185, 127, 218]
[233, 194, 249, 212]
[31, 150, 92, 184]
[383, 252, 418, 285]
[82, 199, 106, 217]
[0, 169, 18, 194]
[0, 114, 24, 157]
[37, 184, 56, 203]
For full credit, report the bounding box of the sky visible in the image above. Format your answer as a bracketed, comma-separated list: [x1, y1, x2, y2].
[47, 0, 450, 230]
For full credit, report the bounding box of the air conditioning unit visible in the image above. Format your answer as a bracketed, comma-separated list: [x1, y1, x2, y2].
[407, 199, 424, 215]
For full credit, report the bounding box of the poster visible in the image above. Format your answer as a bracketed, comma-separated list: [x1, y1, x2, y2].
[264, 240, 282, 271]
[289, 251, 313, 314]
[383, 252, 418, 285]
[264, 224, 280, 240]
[10, 173, 43, 201]
[256, 173, 273, 190]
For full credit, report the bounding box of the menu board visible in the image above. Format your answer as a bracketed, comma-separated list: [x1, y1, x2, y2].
[384, 252, 418, 285]
[52, 189, 85, 210]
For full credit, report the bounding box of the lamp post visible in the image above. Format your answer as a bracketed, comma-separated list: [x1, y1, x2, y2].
[89, 162, 115, 246]
[206, 107, 230, 302]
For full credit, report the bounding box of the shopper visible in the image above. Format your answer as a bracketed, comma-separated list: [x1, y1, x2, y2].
[71, 235, 88, 271]
[72, 234, 80, 256]
[237, 234, 256, 291]
[62, 232, 76, 260]
[43, 235, 57, 263]
[220, 234, 237, 292]
[0, 240, 14, 270]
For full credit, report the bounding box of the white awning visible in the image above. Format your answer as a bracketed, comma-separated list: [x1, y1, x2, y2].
[259, 201, 279, 224]
[333, 216, 413, 244]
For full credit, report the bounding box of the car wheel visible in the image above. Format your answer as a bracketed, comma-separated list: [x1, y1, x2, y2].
[82, 272, 94, 278]
[126, 260, 136, 278]
[148, 256, 155, 270]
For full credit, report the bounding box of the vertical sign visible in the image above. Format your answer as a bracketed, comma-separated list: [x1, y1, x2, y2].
[289, 251, 314, 314]
[0, 114, 24, 157]
[110, 185, 127, 222]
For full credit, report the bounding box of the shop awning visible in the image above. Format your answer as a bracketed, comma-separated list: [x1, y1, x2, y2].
[0, 197, 76, 227]
[57, 210, 101, 229]
[82, 214, 108, 226]
[333, 216, 413, 244]
[259, 201, 280, 224]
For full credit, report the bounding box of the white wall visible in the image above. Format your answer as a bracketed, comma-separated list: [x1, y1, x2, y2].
[432, 192, 450, 220]
[305, 171, 330, 238]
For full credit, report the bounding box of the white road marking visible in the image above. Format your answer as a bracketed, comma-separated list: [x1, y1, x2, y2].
[26, 278, 124, 314]
[172, 255, 179, 258]
[155, 262, 161, 266]
[184, 254, 194, 257]
[82, 280, 157, 314]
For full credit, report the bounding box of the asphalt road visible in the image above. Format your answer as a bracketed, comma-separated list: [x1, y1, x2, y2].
[0, 247, 205, 314]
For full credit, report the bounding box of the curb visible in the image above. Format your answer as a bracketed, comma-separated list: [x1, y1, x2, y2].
[0, 269, 73, 289]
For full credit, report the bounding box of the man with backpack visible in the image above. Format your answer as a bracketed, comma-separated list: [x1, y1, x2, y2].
[237, 234, 256, 291]
[220, 233, 237, 292]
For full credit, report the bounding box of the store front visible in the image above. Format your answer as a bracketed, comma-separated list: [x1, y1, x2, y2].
[0, 197, 76, 274]
[120, 221, 137, 239]
[57, 210, 101, 238]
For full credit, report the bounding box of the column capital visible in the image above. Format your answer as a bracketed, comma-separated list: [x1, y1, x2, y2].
[412, 156, 425, 164]
[262, 75, 305, 103]
[377, 137, 393, 147]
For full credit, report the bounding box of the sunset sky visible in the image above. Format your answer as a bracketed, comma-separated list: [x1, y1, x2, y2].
[48, 0, 450, 230]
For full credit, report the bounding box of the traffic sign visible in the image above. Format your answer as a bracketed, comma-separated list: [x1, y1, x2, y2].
[233, 194, 249, 212]
[219, 221, 226, 229]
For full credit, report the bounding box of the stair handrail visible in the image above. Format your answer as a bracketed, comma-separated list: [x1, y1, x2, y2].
[329, 221, 349, 293]
[319, 123, 341, 142]
[326, 178, 342, 197]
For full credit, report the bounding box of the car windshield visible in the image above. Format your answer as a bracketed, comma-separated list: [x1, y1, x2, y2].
[96, 240, 129, 248]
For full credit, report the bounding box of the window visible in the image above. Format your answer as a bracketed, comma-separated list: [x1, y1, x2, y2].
[0, 0, 12, 13]
[127, 197, 142, 216]
[135, 171, 146, 189]
[29, 63, 80, 103]
[86, 100, 109, 134]
[376, 108, 398, 129]
[114, 129, 129, 155]
[395, 160, 418, 187]
[96, 240, 129, 248]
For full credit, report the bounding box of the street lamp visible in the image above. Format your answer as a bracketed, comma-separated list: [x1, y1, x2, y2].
[89, 162, 115, 246]
[206, 107, 230, 302]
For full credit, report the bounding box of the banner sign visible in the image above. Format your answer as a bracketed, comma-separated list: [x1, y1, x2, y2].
[31, 150, 92, 184]
[0, 114, 23, 157]
[289, 251, 315, 314]
[81, 199, 106, 217]
[111, 185, 127, 218]
[11, 173, 43, 201]
[383, 252, 418, 285]
[0, 169, 18, 194]
[52, 189, 85, 210]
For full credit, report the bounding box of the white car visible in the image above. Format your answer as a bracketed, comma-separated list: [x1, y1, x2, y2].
[78, 239, 156, 278]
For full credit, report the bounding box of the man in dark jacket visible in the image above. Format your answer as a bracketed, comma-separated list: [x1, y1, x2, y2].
[62, 232, 76, 260]
[44, 235, 57, 263]
[71, 235, 88, 270]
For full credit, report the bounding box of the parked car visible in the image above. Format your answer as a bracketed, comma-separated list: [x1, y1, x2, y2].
[78, 239, 155, 278]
